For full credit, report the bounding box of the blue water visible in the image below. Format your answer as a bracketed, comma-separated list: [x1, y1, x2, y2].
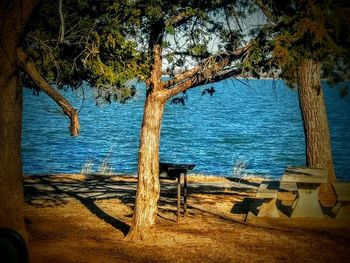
[22, 79, 350, 180]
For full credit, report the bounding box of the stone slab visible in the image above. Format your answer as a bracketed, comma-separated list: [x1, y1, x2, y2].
[256, 183, 278, 199]
[282, 166, 327, 184]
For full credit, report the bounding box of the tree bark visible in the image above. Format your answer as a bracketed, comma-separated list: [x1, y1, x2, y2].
[0, 0, 39, 239]
[125, 19, 168, 240]
[125, 91, 166, 241]
[297, 59, 337, 206]
[16, 48, 80, 136]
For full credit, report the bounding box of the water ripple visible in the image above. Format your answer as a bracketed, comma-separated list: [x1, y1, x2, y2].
[22, 79, 350, 179]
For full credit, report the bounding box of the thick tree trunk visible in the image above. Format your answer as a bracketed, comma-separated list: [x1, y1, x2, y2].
[16, 48, 80, 136]
[0, 0, 39, 239]
[125, 21, 167, 241]
[0, 60, 26, 238]
[297, 59, 337, 206]
[125, 92, 166, 241]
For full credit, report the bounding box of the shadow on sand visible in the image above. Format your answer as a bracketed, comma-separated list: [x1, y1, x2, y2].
[24, 174, 260, 235]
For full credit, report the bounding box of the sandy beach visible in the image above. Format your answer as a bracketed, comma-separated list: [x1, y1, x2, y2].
[23, 174, 350, 262]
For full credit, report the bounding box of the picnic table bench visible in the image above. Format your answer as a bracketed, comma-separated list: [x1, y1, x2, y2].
[332, 182, 350, 219]
[281, 166, 327, 218]
[159, 162, 195, 222]
[254, 181, 297, 218]
[256, 182, 280, 218]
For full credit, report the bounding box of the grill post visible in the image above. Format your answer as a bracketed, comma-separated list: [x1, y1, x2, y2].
[183, 172, 188, 217]
[177, 175, 181, 222]
[159, 162, 195, 223]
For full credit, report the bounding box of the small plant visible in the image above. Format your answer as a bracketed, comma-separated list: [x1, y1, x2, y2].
[232, 159, 248, 178]
[232, 159, 267, 183]
[81, 158, 94, 174]
[98, 146, 115, 175]
[81, 145, 116, 176]
[98, 158, 114, 175]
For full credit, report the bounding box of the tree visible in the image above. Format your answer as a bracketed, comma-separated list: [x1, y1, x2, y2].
[0, 0, 40, 239]
[122, 0, 255, 241]
[20, 0, 146, 107]
[0, 0, 143, 239]
[18, 0, 253, 241]
[252, 0, 350, 204]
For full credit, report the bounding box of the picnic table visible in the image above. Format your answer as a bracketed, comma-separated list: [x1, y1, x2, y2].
[159, 162, 195, 222]
[281, 166, 327, 218]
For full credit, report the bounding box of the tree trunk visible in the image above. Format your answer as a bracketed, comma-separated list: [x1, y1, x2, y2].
[125, 21, 167, 241]
[0, 0, 39, 239]
[0, 60, 26, 238]
[125, 20, 250, 241]
[125, 92, 166, 241]
[16, 48, 80, 136]
[297, 59, 337, 206]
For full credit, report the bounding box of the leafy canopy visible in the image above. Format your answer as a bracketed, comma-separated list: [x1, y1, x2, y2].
[23, 0, 263, 103]
[23, 0, 148, 103]
[249, 0, 350, 88]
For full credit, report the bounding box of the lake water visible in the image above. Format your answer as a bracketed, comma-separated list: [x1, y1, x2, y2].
[22, 79, 350, 180]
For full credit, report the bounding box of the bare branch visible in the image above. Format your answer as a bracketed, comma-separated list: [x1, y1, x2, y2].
[16, 47, 80, 136]
[58, 0, 65, 42]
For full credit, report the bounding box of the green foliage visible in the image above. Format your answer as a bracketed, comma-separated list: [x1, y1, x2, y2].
[22, 0, 149, 102]
[265, 0, 350, 86]
[22, 0, 258, 101]
[188, 43, 209, 57]
[165, 25, 175, 35]
[150, 0, 254, 75]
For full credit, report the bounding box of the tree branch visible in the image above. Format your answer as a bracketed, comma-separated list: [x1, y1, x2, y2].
[58, 0, 65, 42]
[16, 47, 80, 136]
[165, 8, 195, 28]
[192, 67, 243, 88]
[163, 43, 251, 90]
[165, 0, 237, 28]
[166, 51, 210, 59]
[163, 43, 251, 98]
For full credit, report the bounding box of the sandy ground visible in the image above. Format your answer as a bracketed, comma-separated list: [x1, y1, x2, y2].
[23, 174, 350, 263]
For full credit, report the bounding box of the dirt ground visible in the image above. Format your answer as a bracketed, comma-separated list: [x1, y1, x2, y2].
[23, 174, 350, 263]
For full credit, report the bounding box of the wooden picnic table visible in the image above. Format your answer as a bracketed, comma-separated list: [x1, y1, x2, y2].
[159, 162, 195, 222]
[281, 166, 327, 218]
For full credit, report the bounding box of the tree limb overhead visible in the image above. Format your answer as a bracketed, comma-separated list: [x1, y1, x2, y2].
[16, 47, 80, 136]
[163, 43, 252, 93]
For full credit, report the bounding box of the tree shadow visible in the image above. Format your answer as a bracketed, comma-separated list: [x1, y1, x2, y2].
[24, 175, 134, 236]
[24, 174, 265, 234]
